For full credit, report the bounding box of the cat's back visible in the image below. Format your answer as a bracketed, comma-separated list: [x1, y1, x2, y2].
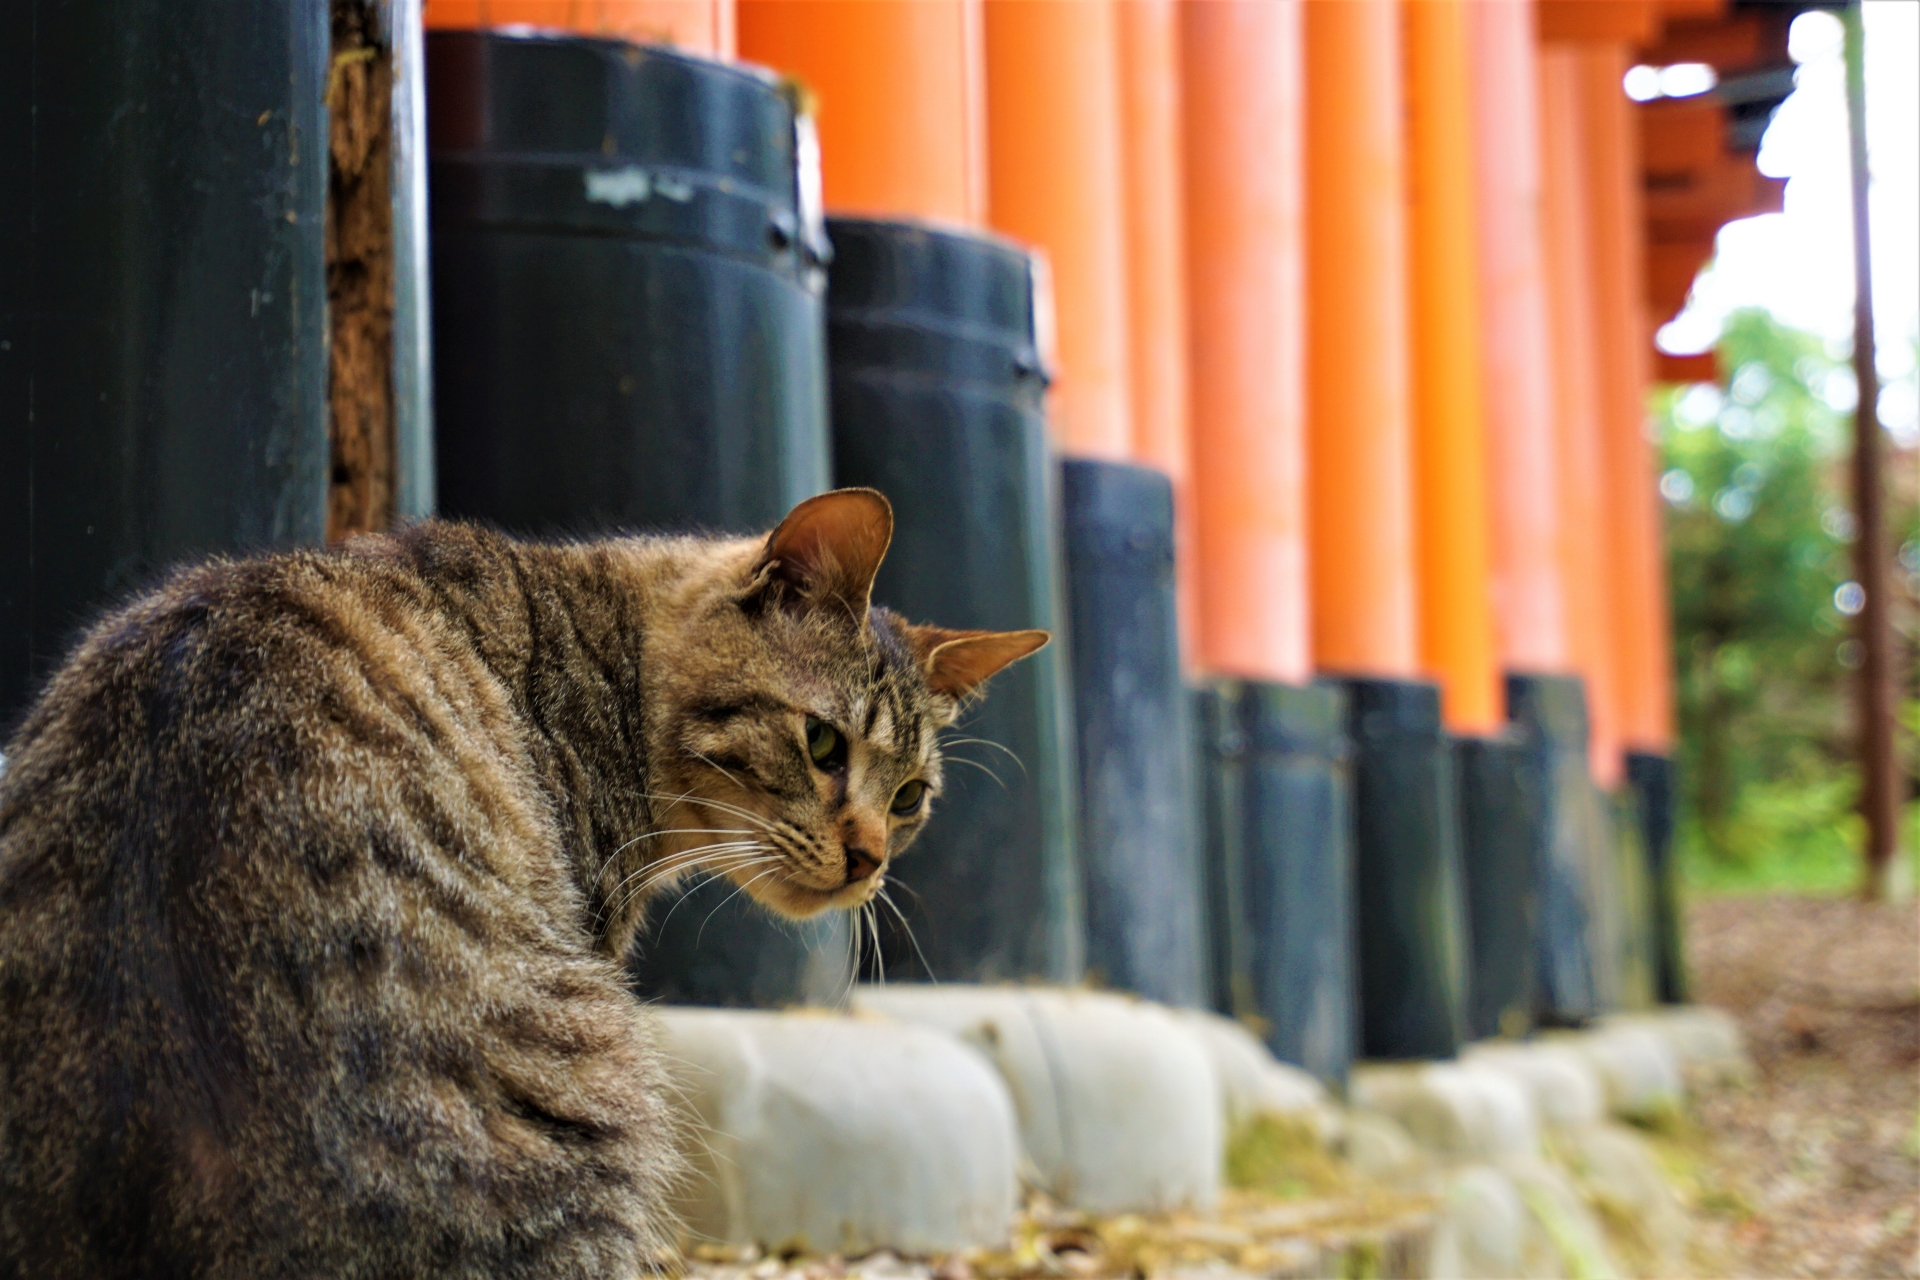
[0, 524, 535, 900]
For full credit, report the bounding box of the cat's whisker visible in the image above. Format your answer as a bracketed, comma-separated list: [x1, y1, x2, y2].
[691, 866, 784, 948]
[602, 842, 771, 918]
[640, 790, 781, 837]
[688, 750, 747, 791]
[612, 860, 776, 927]
[940, 754, 1008, 791]
[609, 845, 772, 916]
[940, 735, 1029, 775]
[865, 901, 884, 988]
[608, 839, 765, 894]
[594, 828, 756, 886]
[645, 857, 782, 937]
[620, 853, 772, 914]
[877, 887, 938, 985]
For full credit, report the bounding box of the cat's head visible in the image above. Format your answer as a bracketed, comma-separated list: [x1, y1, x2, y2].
[641, 489, 1046, 921]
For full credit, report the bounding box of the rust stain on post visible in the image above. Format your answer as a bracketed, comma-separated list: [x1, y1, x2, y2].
[326, 0, 396, 541]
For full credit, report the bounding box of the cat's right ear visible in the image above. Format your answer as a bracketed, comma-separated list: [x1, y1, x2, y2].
[742, 488, 894, 620]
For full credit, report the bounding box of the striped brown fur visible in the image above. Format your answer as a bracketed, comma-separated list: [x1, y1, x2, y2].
[0, 489, 1044, 1279]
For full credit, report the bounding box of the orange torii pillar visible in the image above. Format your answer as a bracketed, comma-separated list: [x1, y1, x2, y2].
[1576, 45, 1673, 762]
[1180, 0, 1308, 682]
[424, 0, 734, 56]
[1117, 0, 1195, 651]
[1404, 0, 1500, 736]
[1539, 49, 1624, 792]
[984, 0, 1132, 458]
[1576, 40, 1685, 1004]
[1464, 0, 1569, 677]
[1304, 0, 1418, 678]
[1306, 0, 1468, 1061]
[737, 1, 984, 223]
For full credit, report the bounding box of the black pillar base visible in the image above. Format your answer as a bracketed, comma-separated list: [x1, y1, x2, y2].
[1626, 751, 1687, 1003]
[1454, 733, 1541, 1039]
[1506, 673, 1605, 1024]
[1061, 459, 1205, 1007]
[1338, 677, 1469, 1061]
[1194, 679, 1356, 1086]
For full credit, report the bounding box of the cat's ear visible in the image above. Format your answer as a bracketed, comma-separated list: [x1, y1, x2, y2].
[904, 625, 1050, 701]
[746, 488, 894, 618]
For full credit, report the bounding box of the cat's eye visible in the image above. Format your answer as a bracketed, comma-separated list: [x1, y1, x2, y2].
[890, 780, 928, 816]
[805, 716, 845, 770]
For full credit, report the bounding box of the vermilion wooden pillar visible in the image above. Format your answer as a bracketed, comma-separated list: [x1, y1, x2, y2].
[1577, 43, 1674, 753]
[738, 0, 984, 224]
[1304, 0, 1418, 676]
[1405, 0, 1501, 733]
[1539, 47, 1623, 787]
[424, 0, 733, 56]
[1117, 0, 1194, 651]
[984, 0, 1133, 459]
[1180, 0, 1308, 681]
[1464, 0, 1569, 677]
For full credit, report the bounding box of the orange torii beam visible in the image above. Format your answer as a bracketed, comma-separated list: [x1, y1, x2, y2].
[1304, 0, 1418, 677]
[1578, 44, 1675, 753]
[1539, 46, 1624, 787]
[1405, 0, 1501, 734]
[424, 0, 734, 56]
[1180, 0, 1309, 682]
[737, 0, 985, 224]
[1465, 0, 1569, 679]
[1117, 0, 1195, 651]
[984, 0, 1133, 459]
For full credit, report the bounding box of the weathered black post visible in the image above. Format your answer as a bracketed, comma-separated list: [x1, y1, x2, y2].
[1, 1, 332, 731]
[826, 218, 1084, 985]
[1454, 734, 1542, 1038]
[1626, 750, 1686, 1002]
[1342, 677, 1471, 1059]
[1507, 673, 1604, 1023]
[1060, 459, 1204, 1007]
[1248, 683, 1359, 1080]
[424, 29, 844, 1005]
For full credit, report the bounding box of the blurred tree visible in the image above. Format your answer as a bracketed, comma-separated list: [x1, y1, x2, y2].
[1659, 308, 1917, 889]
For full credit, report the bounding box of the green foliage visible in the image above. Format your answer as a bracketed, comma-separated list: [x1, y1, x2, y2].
[1658, 309, 1919, 893]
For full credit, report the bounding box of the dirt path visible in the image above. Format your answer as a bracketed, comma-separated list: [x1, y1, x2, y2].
[1685, 895, 1920, 1278]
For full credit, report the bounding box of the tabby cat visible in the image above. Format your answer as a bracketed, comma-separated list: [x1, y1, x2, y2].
[0, 488, 1045, 1279]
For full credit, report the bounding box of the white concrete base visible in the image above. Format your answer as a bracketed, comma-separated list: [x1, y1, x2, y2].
[1341, 1109, 1425, 1180]
[853, 986, 1223, 1214]
[1601, 1005, 1752, 1087]
[1461, 1040, 1608, 1129]
[657, 1008, 1019, 1254]
[1169, 1008, 1340, 1142]
[1545, 1023, 1685, 1121]
[1349, 1061, 1540, 1161]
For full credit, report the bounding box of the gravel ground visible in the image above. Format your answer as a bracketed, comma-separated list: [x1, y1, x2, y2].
[1684, 895, 1920, 1279]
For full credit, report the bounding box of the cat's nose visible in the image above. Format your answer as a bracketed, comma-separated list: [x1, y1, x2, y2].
[843, 846, 882, 884]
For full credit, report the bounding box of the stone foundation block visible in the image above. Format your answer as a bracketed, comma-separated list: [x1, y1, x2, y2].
[1461, 1040, 1608, 1128]
[1349, 1061, 1540, 1160]
[658, 1008, 1019, 1254]
[854, 986, 1223, 1214]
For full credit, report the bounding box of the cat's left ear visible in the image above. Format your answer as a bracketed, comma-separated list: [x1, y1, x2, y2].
[747, 488, 893, 618]
[904, 625, 1050, 702]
